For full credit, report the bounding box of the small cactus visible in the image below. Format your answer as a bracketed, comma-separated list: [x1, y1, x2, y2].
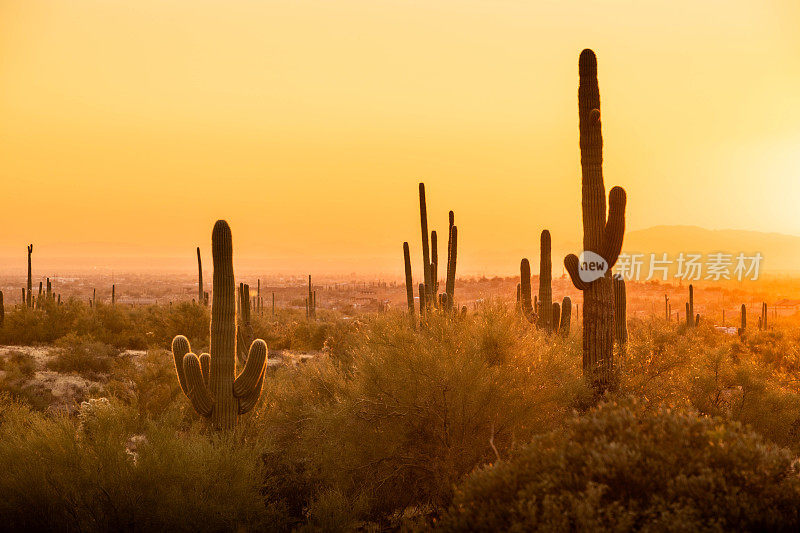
[519, 259, 535, 322]
[560, 297, 572, 337]
[445, 225, 458, 312]
[613, 277, 627, 346]
[171, 220, 267, 430]
[552, 302, 561, 332]
[197, 247, 205, 306]
[537, 230, 553, 333]
[403, 242, 415, 318]
[26, 244, 32, 308]
[738, 304, 746, 336]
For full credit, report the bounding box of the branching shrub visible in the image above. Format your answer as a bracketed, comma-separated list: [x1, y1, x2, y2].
[439, 400, 800, 532]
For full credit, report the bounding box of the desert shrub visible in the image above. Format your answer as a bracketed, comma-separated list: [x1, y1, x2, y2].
[105, 349, 184, 418]
[0, 394, 285, 531]
[617, 319, 800, 452]
[0, 350, 37, 377]
[0, 351, 54, 410]
[439, 400, 800, 532]
[46, 334, 120, 377]
[248, 308, 586, 523]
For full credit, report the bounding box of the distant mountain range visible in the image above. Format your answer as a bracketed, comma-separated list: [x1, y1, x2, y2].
[622, 225, 800, 274]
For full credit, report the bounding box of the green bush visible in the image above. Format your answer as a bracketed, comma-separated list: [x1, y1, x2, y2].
[0, 394, 286, 531]
[47, 334, 121, 377]
[247, 307, 586, 523]
[439, 400, 800, 532]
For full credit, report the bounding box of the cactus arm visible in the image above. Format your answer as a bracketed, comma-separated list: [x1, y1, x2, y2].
[601, 186, 626, 268]
[183, 354, 214, 417]
[199, 353, 211, 387]
[171, 335, 192, 397]
[237, 365, 265, 415]
[234, 339, 267, 398]
[564, 254, 590, 291]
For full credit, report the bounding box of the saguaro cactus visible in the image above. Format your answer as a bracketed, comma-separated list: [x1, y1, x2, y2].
[171, 220, 267, 430]
[519, 259, 535, 321]
[197, 247, 205, 306]
[552, 302, 561, 332]
[445, 225, 457, 311]
[419, 183, 432, 307]
[613, 277, 628, 346]
[739, 304, 746, 336]
[686, 285, 694, 327]
[537, 230, 553, 333]
[112, 285, 116, 306]
[431, 230, 439, 303]
[403, 242, 415, 317]
[26, 244, 32, 308]
[560, 297, 572, 336]
[0, 291, 4, 328]
[564, 49, 627, 391]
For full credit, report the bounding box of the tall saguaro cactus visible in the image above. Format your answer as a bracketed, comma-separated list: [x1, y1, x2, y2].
[172, 220, 267, 430]
[197, 247, 204, 306]
[26, 244, 33, 308]
[537, 230, 553, 333]
[564, 49, 627, 391]
[419, 183, 432, 307]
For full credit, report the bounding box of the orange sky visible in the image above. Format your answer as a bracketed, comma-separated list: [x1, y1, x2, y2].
[2, 1, 800, 275]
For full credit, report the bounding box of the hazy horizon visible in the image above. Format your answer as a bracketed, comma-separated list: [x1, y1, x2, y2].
[3, 1, 800, 276]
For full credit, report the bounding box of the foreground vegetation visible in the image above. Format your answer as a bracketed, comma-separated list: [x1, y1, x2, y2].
[2, 303, 800, 530]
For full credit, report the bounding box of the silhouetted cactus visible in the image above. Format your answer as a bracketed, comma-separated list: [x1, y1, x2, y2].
[560, 297, 572, 337]
[738, 304, 746, 336]
[171, 220, 267, 430]
[26, 244, 32, 308]
[446, 210, 454, 288]
[564, 49, 627, 391]
[761, 302, 768, 330]
[403, 242, 415, 318]
[552, 302, 561, 332]
[197, 247, 205, 306]
[613, 277, 627, 346]
[446, 225, 457, 311]
[419, 183, 432, 307]
[431, 230, 439, 304]
[0, 291, 4, 328]
[112, 284, 115, 306]
[664, 294, 669, 321]
[519, 259, 535, 322]
[686, 285, 694, 328]
[537, 230, 553, 333]
[418, 283, 426, 318]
